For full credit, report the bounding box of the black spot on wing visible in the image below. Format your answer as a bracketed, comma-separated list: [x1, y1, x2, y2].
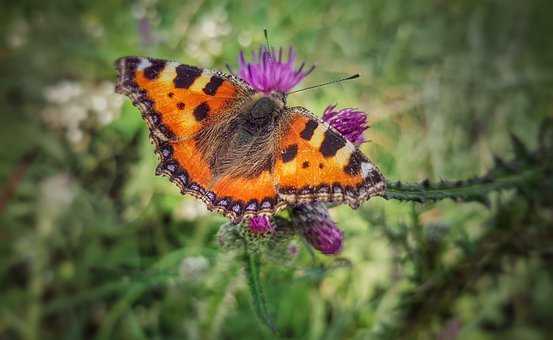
[143, 59, 166, 80]
[370, 170, 384, 185]
[281, 144, 298, 163]
[203, 76, 224, 95]
[302, 161, 310, 168]
[193, 102, 209, 121]
[300, 119, 318, 140]
[344, 151, 363, 176]
[174, 64, 202, 89]
[320, 130, 346, 157]
[120, 56, 140, 69]
[176, 102, 185, 110]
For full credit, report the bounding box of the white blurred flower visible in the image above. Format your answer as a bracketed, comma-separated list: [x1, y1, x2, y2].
[173, 199, 208, 221]
[131, 0, 159, 19]
[44, 81, 83, 104]
[40, 80, 123, 146]
[39, 173, 75, 212]
[131, 3, 147, 19]
[179, 256, 209, 282]
[185, 7, 232, 63]
[38, 173, 76, 235]
[238, 31, 253, 48]
[86, 81, 124, 125]
[6, 18, 29, 49]
[67, 127, 85, 145]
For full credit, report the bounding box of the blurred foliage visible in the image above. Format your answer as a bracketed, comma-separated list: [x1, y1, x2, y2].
[1, 0, 552, 339]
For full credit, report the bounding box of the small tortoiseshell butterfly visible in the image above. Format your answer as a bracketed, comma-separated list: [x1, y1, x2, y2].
[115, 55, 385, 223]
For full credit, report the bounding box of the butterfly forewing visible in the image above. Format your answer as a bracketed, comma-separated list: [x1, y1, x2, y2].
[115, 56, 253, 142]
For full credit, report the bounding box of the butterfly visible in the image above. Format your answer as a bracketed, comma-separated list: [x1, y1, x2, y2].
[114, 56, 385, 223]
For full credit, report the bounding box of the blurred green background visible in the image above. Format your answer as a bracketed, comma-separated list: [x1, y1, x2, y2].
[1, 0, 552, 339]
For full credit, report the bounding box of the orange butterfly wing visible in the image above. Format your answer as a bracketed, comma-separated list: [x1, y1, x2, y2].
[274, 107, 385, 206]
[115, 56, 252, 140]
[115, 57, 284, 222]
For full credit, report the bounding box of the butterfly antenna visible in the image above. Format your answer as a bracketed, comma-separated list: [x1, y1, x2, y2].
[225, 63, 235, 75]
[287, 74, 360, 95]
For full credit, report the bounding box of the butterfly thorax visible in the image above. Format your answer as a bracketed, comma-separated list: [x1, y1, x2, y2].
[196, 93, 289, 183]
[240, 94, 285, 136]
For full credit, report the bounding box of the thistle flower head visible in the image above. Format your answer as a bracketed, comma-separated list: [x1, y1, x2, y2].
[248, 216, 275, 235]
[216, 217, 277, 253]
[238, 46, 314, 93]
[292, 204, 344, 255]
[303, 220, 343, 255]
[323, 105, 368, 145]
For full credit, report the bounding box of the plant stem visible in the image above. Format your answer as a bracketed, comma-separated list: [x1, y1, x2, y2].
[243, 247, 277, 334]
[384, 167, 542, 204]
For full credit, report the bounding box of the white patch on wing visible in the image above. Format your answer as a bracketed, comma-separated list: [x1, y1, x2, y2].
[361, 162, 374, 178]
[137, 58, 152, 70]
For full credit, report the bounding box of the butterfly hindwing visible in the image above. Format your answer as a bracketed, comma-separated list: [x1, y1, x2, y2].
[274, 107, 385, 206]
[154, 139, 285, 223]
[115, 56, 284, 222]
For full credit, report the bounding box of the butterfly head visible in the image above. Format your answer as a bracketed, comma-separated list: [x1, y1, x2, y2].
[268, 91, 287, 107]
[249, 92, 285, 119]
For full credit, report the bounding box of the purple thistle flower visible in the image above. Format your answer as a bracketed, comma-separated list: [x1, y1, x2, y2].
[248, 216, 275, 235]
[303, 221, 343, 255]
[323, 105, 369, 146]
[292, 204, 344, 255]
[238, 46, 315, 93]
